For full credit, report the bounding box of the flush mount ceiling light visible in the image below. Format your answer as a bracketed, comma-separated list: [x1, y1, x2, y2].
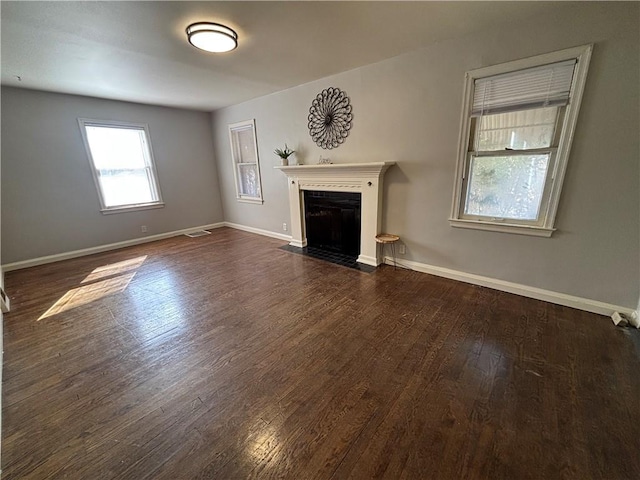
[186, 22, 238, 53]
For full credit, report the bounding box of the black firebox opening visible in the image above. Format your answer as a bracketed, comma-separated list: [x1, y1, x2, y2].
[304, 190, 361, 257]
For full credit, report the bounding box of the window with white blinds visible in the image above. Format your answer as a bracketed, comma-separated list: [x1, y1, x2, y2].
[228, 119, 263, 203]
[450, 45, 592, 237]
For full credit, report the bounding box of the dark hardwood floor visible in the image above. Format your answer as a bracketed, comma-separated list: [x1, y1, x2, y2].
[2, 227, 639, 479]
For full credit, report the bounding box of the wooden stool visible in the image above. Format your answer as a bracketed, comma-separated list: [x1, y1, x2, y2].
[375, 233, 400, 268]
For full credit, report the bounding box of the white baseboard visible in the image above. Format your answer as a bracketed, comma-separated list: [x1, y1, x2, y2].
[357, 254, 379, 267]
[289, 239, 307, 248]
[384, 256, 637, 318]
[4, 220, 634, 321]
[221, 224, 637, 318]
[223, 222, 292, 242]
[2, 223, 226, 271]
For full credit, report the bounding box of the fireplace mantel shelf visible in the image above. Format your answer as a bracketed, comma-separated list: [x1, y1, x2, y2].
[277, 161, 396, 267]
[275, 162, 395, 177]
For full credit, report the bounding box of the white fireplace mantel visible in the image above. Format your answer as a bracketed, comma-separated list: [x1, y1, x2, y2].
[275, 162, 395, 266]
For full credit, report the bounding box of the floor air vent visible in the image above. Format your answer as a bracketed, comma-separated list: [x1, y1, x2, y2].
[185, 230, 211, 238]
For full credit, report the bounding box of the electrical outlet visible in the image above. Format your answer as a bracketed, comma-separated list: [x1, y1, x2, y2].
[141, 225, 148, 233]
[283, 223, 288, 232]
[398, 244, 406, 255]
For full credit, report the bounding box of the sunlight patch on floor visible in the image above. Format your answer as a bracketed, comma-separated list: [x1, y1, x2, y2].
[38, 256, 147, 320]
[82, 255, 147, 283]
[38, 272, 137, 320]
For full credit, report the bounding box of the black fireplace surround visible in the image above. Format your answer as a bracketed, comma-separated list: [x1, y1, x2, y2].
[304, 190, 361, 257]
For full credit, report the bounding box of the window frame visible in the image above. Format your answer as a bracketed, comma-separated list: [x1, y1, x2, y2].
[450, 44, 592, 237]
[228, 119, 264, 204]
[78, 118, 164, 214]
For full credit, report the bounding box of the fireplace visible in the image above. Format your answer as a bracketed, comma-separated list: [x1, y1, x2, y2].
[276, 162, 395, 266]
[304, 191, 361, 257]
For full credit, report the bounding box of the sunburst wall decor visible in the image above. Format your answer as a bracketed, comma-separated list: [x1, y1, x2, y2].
[308, 87, 353, 149]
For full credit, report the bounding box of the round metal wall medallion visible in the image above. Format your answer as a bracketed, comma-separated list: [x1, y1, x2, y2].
[308, 87, 353, 149]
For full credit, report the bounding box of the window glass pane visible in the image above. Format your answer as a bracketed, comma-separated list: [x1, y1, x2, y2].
[476, 107, 557, 151]
[464, 154, 550, 220]
[85, 126, 148, 169]
[238, 164, 260, 197]
[233, 127, 257, 164]
[99, 169, 154, 207]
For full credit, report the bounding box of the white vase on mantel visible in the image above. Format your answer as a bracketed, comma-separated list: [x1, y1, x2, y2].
[279, 157, 288, 167]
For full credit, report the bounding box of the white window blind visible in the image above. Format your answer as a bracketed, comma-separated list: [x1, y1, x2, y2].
[472, 59, 576, 116]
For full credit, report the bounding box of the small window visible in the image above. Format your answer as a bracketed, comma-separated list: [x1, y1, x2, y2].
[228, 119, 263, 204]
[79, 119, 164, 213]
[450, 45, 592, 237]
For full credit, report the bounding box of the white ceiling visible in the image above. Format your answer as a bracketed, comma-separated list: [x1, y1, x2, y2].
[1, 1, 570, 112]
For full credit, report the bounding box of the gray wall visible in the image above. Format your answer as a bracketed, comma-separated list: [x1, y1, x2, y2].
[211, 2, 639, 309]
[1, 87, 223, 263]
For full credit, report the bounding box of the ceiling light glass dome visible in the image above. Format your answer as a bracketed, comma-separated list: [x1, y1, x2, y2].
[186, 22, 238, 53]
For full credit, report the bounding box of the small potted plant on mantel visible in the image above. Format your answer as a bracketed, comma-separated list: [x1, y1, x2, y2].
[274, 144, 295, 166]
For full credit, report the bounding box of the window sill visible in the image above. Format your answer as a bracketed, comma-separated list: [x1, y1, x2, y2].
[237, 198, 264, 205]
[101, 202, 165, 215]
[449, 218, 555, 237]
